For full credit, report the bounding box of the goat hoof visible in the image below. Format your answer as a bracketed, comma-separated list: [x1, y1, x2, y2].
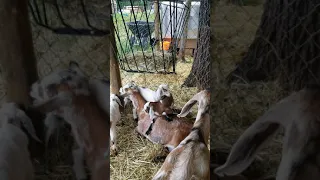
[110, 145, 118, 156]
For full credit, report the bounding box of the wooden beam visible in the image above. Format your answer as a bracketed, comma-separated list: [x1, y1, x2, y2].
[0, 0, 38, 106]
[110, 13, 122, 95]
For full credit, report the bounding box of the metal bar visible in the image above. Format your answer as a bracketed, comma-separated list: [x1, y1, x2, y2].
[129, 0, 149, 71]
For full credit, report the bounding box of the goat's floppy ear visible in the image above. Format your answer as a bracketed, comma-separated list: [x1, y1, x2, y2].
[68, 61, 87, 77]
[69, 61, 79, 69]
[214, 96, 296, 177]
[113, 96, 123, 107]
[31, 91, 73, 113]
[177, 92, 202, 117]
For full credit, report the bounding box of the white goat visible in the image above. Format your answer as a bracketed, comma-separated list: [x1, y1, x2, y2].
[110, 94, 124, 155]
[30, 61, 110, 145]
[0, 102, 41, 180]
[152, 90, 211, 180]
[214, 87, 320, 180]
[30, 62, 110, 180]
[121, 82, 173, 121]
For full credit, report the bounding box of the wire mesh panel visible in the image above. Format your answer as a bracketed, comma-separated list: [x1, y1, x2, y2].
[29, 0, 110, 36]
[113, 0, 200, 74]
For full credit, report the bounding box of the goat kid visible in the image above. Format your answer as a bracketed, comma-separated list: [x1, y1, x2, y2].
[122, 86, 193, 152]
[214, 87, 320, 180]
[30, 61, 110, 146]
[121, 82, 174, 121]
[0, 102, 41, 180]
[31, 73, 110, 180]
[152, 90, 211, 180]
[110, 93, 126, 156]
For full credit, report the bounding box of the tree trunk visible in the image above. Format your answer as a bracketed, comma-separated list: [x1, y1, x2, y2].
[182, 0, 211, 90]
[0, 0, 38, 106]
[178, 0, 192, 62]
[227, 0, 320, 91]
[154, 0, 160, 51]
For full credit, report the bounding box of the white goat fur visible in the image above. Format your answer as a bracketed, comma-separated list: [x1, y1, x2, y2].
[0, 102, 41, 180]
[122, 82, 171, 102]
[152, 90, 211, 180]
[30, 63, 110, 145]
[121, 82, 171, 120]
[110, 94, 122, 154]
[30, 62, 110, 180]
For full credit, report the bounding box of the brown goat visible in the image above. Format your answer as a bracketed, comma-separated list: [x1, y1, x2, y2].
[152, 90, 211, 180]
[123, 86, 194, 151]
[32, 80, 109, 180]
[214, 87, 320, 180]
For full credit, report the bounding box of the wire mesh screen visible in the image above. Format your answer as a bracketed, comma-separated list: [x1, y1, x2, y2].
[27, 1, 109, 179]
[212, 0, 320, 179]
[182, 0, 211, 89]
[29, 0, 109, 36]
[113, 0, 201, 74]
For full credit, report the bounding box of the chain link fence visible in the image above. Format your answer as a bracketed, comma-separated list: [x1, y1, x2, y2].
[212, 0, 320, 179]
[113, 0, 201, 73]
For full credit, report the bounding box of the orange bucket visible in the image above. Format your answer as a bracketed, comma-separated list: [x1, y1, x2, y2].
[162, 41, 171, 51]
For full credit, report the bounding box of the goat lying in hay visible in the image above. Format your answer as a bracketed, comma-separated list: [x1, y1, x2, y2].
[214, 87, 320, 180]
[152, 90, 211, 180]
[121, 85, 194, 152]
[30, 61, 110, 146]
[0, 102, 41, 180]
[120, 81, 180, 121]
[30, 62, 110, 180]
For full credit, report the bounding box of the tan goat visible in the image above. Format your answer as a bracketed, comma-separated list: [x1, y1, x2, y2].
[214, 87, 320, 180]
[122, 85, 194, 152]
[31, 65, 109, 180]
[152, 90, 211, 180]
[121, 82, 175, 121]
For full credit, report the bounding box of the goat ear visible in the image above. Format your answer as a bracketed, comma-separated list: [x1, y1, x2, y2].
[114, 97, 123, 107]
[69, 61, 79, 69]
[31, 92, 73, 113]
[213, 96, 297, 177]
[177, 99, 197, 117]
[177, 92, 202, 117]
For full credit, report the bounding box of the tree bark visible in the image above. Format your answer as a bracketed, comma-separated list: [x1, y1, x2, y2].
[0, 0, 38, 106]
[178, 0, 192, 62]
[154, 0, 160, 51]
[182, 0, 211, 90]
[227, 0, 320, 91]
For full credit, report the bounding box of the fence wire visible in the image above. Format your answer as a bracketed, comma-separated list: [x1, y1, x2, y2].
[212, 0, 320, 179]
[113, 0, 201, 74]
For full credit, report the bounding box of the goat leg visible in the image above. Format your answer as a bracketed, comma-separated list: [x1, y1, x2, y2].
[110, 123, 118, 156]
[72, 147, 87, 180]
[132, 108, 138, 121]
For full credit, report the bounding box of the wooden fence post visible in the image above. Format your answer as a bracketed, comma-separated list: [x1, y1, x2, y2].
[110, 11, 122, 95]
[0, 0, 38, 106]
